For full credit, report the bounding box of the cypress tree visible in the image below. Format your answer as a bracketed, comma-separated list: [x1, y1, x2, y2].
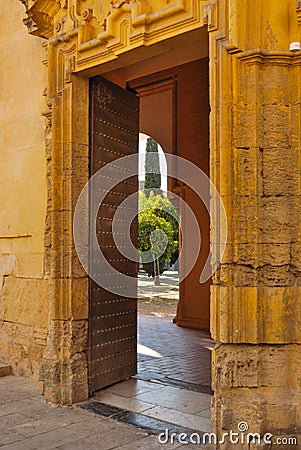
[144, 138, 162, 196]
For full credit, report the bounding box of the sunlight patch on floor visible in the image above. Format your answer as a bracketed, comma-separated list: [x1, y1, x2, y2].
[137, 343, 163, 358]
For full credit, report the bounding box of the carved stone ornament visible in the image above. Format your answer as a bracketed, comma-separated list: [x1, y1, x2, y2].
[93, 83, 114, 108]
[297, 1, 301, 26]
[19, 0, 212, 49]
[19, 0, 62, 39]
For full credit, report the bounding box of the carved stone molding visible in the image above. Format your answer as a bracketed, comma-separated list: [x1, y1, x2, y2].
[237, 49, 301, 66]
[19, 0, 214, 68]
[296, 1, 301, 28]
[19, 0, 63, 38]
[202, 0, 218, 31]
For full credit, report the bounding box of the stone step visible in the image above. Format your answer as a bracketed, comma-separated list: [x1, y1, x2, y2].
[0, 363, 11, 377]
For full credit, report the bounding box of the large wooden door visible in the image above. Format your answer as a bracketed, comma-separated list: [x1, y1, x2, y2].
[89, 76, 139, 393]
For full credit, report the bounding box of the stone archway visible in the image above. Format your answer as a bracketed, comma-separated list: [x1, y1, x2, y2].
[18, 0, 301, 446]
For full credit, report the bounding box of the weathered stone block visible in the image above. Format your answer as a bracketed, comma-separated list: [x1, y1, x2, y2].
[260, 105, 290, 148]
[258, 264, 294, 286]
[0, 276, 49, 328]
[260, 65, 290, 106]
[219, 263, 257, 286]
[0, 362, 12, 377]
[212, 345, 300, 448]
[231, 196, 258, 244]
[233, 108, 258, 149]
[225, 243, 291, 268]
[71, 278, 89, 320]
[213, 344, 301, 389]
[291, 242, 301, 272]
[15, 253, 44, 278]
[212, 386, 300, 448]
[233, 147, 262, 196]
[258, 196, 299, 244]
[219, 258, 294, 287]
[258, 243, 291, 267]
[262, 147, 299, 197]
[51, 278, 88, 320]
[0, 321, 46, 378]
[211, 286, 301, 343]
[39, 319, 88, 405]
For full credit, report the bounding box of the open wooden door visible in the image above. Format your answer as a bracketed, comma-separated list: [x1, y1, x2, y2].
[89, 76, 139, 393]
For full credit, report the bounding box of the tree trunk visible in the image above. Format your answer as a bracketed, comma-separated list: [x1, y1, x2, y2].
[154, 258, 161, 286]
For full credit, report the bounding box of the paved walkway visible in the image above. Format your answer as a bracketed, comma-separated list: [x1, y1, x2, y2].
[0, 296, 214, 448]
[138, 315, 212, 387]
[0, 376, 207, 449]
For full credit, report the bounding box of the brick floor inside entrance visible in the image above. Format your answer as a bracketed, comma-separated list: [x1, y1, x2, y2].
[138, 315, 212, 388]
[93, 314, 214, 433]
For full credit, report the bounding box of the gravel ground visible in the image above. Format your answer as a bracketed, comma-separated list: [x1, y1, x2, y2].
[138, 296, 178, 318]
[138, 270, 179, 318]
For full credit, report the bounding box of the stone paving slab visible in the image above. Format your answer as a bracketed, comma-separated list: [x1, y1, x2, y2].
[0, 376, 209, 449]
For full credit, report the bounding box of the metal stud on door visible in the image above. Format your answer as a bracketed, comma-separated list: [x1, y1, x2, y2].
[89, 76, 139, 393]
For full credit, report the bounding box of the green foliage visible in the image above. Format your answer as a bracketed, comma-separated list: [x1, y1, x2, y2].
[138, 191, 179, 277]
[144, 138, 162, 196]
[139, 191, 178, 241]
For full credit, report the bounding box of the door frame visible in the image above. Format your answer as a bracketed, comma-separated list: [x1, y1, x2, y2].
[38, 19, 226, 407]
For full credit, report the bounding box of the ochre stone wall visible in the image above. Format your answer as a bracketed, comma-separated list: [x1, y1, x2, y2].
[209, 1, 301, 446]
[3, 0, 301, 445]
[0, 1, 48, 378]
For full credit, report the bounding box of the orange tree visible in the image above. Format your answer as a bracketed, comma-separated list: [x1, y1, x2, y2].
[138, 192, 179, 279]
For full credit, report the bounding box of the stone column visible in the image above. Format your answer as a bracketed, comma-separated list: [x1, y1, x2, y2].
[209, 0, 301, 447]
[38, 41, 90, 405]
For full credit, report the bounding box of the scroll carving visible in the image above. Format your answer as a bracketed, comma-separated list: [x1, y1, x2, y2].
[93, 83, 114, 107]
[19, 0, 62, 38]
[19, 0, 214, 73]
[296, 1, 301, 26]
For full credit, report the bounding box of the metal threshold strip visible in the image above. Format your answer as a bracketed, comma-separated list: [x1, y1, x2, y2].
[77, 400, 203, 437]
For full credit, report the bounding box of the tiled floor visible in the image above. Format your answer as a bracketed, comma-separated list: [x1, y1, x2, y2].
[138, 315, 213, 387]
[93, 314, 214, 433]
[94, 379, 211, 432]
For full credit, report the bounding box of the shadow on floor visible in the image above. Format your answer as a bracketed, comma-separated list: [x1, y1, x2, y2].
[91, 314, 214, 433]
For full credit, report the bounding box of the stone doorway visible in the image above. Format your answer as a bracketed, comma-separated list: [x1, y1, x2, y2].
[88, 35, 212, 405]
[15, 0, 301, 441]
